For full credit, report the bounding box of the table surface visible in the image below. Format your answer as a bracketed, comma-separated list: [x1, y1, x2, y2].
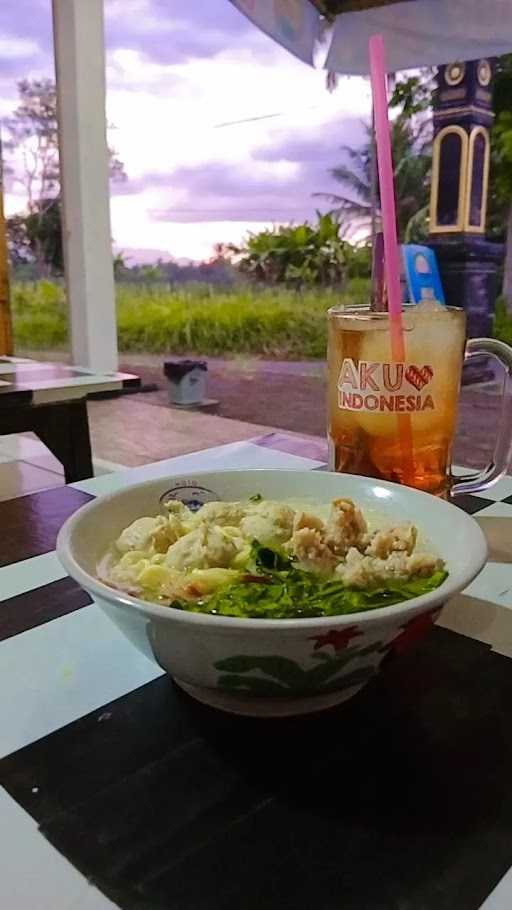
[1, 431, 512, 910]
[0, 356, 138, 406]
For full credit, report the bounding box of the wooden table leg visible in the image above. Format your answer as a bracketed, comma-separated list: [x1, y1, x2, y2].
[0, 400, 94, 483]
[66, 399, 94, 483]
[34, 400, 93, 483]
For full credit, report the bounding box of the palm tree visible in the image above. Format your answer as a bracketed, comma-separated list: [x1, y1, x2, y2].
[316, 117, 432, 242]
[490, 54, 512, 311]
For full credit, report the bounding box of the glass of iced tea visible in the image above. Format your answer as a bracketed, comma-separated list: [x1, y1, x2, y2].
[327, 302, 512, 497]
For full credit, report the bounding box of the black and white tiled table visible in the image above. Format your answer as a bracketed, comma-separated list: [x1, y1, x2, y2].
[1, 433, 512, 910]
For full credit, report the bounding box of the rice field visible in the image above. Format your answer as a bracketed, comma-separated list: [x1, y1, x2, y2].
[11, 279, 369, 358]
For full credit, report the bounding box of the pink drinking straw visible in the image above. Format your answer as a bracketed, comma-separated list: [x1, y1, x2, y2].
[369, 34, 414, 483]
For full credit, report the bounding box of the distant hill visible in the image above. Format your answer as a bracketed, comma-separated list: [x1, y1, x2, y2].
[114, 247, 197, 267]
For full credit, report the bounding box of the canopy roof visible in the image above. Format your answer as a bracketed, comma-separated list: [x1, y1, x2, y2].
[230, 0, 512, 73]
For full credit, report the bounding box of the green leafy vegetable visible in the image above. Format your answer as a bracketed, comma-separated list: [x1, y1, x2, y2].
[249, 540, 293, 573]
[170, 542, 448, 621]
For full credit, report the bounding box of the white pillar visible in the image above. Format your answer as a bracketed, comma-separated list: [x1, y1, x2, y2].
[52, 0, 118, 373]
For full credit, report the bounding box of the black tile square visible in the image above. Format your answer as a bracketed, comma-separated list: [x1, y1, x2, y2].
[0, 577, 91, 642]
[1, 487, 94, 566]
[452, 493, 494, 515]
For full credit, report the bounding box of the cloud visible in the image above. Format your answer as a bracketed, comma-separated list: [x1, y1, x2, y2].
[0, 0, 52, 62]
[2, 0, 372, 260]
[146, 160, 338, 224]
[107, 98, 370, 259]
[0, 1, 53, 112]
[150, 160, 307, 222]
[124, 114, 366, 224]
[0, 0, 258, 69]
[0, 36, 40, 60]
[110, 171, 169, 197]
[253, 116, 365, 166]
[104, 0, 266, 67]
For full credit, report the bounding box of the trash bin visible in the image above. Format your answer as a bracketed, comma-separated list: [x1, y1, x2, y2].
[163, 360, 207, 407]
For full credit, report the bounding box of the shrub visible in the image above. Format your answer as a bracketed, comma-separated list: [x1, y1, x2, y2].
[232, 214, 350, 289]
[494, 297, 512, 346]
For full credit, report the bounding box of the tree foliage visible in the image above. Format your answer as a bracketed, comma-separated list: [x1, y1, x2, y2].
[107, 251, 237, 288]
[7, 198, 63, 273]
[488, 56, 512, 238]
[4, 79, 59, 210]
[389, 70, 435, 119]
[4, 78, 125, 276]
[317, 117, 431, 242]
[231, 213, 351, 288]
[490, 54, 512, 308]
[316, 71, 433, 242]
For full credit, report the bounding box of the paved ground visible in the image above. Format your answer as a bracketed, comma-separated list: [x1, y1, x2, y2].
[87, 397, 278, 467]
[122, 357, 328, 437]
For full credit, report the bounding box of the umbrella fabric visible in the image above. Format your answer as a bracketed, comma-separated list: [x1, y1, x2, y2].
[312, 0, 413, 14]
[325, 0, 512, 73]
[229, 0, 320, 64]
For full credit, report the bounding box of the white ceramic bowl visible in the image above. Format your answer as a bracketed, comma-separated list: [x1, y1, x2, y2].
[57, 470, 487, 717]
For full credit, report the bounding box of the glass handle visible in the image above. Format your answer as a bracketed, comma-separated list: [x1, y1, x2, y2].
[451, 338, 512, 497]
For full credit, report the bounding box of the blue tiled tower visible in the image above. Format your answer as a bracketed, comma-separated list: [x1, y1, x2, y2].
[428, 59, 503, 338]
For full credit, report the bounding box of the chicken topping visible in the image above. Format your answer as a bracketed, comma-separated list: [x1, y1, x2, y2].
[324, 498, 368, 557]
[336, 547, 442, 589]
[116, 515, 178, 555]
[365, 523, 417, 559]
[240, 502, 294, 547]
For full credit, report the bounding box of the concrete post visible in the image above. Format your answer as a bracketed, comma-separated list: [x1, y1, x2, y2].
[52, 0, 118, 372]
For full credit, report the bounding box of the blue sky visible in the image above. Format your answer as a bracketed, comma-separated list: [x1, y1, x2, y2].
[1, 0, 371, 261]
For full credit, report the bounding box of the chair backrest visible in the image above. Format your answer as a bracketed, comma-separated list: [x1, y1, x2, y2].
[401, 244, 446, 306]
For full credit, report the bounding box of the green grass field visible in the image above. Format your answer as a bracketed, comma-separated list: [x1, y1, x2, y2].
[11, 279, 370, 358]
[12, 280, 512, 358]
